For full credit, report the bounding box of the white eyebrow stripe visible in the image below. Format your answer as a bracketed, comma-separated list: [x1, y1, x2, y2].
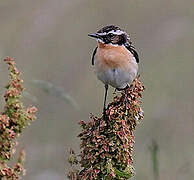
[108, 29, 124, 35]
[97, 30, 125, 36]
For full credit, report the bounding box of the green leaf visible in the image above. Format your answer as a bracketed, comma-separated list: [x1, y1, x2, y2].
[114, 168, 133, 179]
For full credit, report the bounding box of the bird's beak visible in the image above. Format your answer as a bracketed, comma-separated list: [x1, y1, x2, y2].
[88, 33, 100, 39]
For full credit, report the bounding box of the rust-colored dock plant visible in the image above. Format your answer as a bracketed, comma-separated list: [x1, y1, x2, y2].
[0, 57, 37, 179]
[68, 76, 144, 180]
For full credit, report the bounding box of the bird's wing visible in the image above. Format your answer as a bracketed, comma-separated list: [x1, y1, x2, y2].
[91, 47, 98, 65]
[125, 44, 139, 63]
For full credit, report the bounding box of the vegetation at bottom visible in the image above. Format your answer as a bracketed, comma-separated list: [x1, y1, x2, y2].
[68, 76, 145, 180]
[0, 57, 37, 179]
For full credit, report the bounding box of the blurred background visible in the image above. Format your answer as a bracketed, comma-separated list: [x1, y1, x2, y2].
[0, 0, 194, 179]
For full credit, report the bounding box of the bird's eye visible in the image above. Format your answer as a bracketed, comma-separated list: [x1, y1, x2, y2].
[108, 33, 114, 38]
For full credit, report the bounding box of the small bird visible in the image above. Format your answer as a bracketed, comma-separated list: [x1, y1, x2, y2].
[88, 25, 139, 113]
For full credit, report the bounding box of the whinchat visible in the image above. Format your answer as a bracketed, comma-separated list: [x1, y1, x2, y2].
[88, 25, 139, 113]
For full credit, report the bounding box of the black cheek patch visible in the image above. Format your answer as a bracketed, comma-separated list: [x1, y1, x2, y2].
[103, 37, 111, 44]
[112, 36, 120, 44]
[118, 35, 126, 45]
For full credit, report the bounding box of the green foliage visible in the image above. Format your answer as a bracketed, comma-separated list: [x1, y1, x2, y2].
[150, 140, 159, 180]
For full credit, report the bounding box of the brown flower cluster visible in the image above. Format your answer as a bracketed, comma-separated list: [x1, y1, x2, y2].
[68, 76, 145, 180]
[0, 57, 37, 179]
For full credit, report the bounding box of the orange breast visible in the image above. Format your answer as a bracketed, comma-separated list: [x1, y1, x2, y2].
[96, 42, 134, 70]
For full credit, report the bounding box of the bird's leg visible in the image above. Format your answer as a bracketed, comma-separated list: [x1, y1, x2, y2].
[124, 88, 128, 110]
[103, 84, 109, 116]
[113, 88, 117, 95]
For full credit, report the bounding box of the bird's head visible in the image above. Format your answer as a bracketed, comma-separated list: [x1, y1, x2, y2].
[88, 25, 131, 46]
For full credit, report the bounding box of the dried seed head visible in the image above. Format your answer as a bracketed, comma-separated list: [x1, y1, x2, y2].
[68, 76, 145, 179]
